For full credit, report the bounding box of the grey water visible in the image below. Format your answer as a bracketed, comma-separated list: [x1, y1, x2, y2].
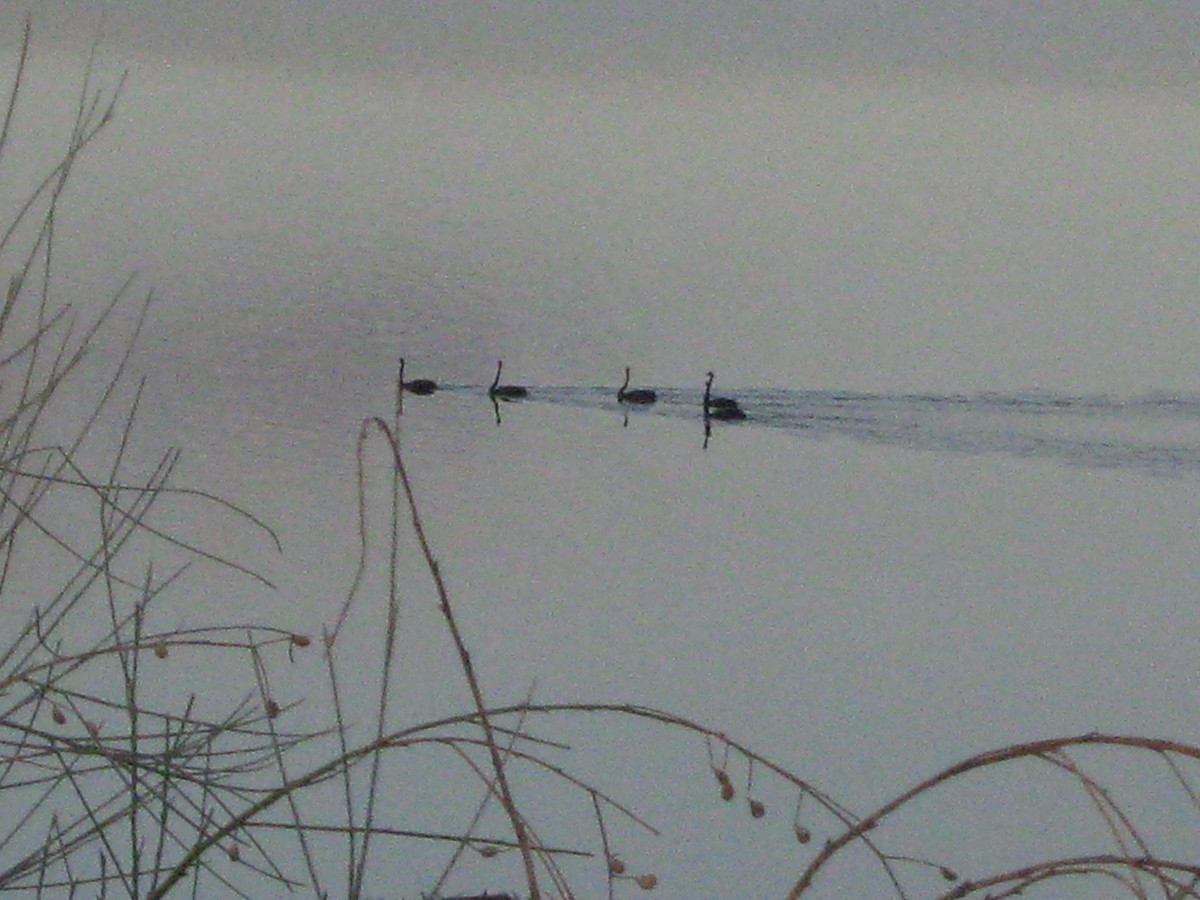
[7, 39, 1200, 900]
[520, 385, 1200, 477]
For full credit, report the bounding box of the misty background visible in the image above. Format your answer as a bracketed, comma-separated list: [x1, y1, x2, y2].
[3, 3, 1199, 395]
[1, 5, 1199, 896]
[5, 2, 1200, 83]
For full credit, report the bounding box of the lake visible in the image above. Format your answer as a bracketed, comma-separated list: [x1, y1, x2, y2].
[6, 43, 1200, 899]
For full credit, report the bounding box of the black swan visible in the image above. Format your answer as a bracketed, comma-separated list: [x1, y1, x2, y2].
[704, 372, 741, 410]
[398, 358, 438, 395]
[617, 366, 657, 404]
[488, 360, 528, 399]
[704, 371, 746, 420]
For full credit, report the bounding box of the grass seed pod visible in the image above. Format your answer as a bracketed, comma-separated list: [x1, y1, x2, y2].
[715, 768, 735, 801]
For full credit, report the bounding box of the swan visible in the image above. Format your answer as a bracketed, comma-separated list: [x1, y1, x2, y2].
[704, 371, 746, 420]
[398, 358, 438, 395]
[707, 404, 747, 421]
[489, 360, 528, 399]
[617, 366, 656, 404]
[704, 372, 740, 410]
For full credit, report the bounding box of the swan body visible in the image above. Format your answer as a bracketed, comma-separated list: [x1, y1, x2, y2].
[398, 358, 438, 395]
[703, 371, 739, 409]
[707, 404, 746, 421]
[489, 360, 528, 399]
[704, 371, 745, 420]
[617, 366, 656, 404]
[706, 396, 740, 410]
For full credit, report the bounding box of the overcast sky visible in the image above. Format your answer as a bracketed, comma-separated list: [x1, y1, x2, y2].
[5, 2, 1200, 84]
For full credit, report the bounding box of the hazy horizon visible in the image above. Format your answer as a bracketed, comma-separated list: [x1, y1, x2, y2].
[5, 2, 1200, 84]
[3, 5, 1200, 394]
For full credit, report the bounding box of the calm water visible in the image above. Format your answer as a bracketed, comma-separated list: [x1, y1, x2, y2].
[9, 48, 1200, 898]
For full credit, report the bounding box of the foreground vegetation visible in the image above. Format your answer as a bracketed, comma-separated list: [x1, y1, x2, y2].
[1, 20, 1199, 899]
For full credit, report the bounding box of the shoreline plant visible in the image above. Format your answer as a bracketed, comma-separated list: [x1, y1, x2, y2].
[1, 19, 1199, 899]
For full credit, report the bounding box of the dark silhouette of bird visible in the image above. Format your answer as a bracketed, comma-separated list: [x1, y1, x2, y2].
[704, 371, 746, 420]
[488, 360, 528, 399]
[398, 358, 438, 395]
[617, 366, 656, 405]
[707, 404, 746, 421]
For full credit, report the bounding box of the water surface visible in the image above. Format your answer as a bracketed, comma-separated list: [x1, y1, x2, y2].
[8, 46, 1200, 898]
